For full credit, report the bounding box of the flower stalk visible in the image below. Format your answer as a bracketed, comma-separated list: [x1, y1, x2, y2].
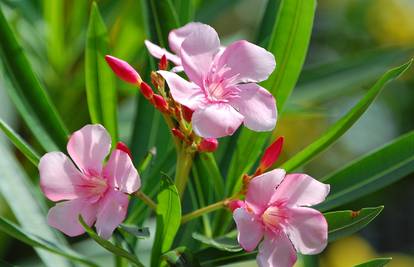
[134, 191, 157, 211]
[181, 199, 228, 224]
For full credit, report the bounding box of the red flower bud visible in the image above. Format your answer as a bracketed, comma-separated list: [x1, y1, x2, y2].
[105, 55, 141, 85]
[159, 54, 168, 70]
[258, 136, 284, 173]
[116, 141, 133, 159]
[227, 200, 245, 212]
[153, 94, 169, 113]
[171, 128, 185, 140]
[182, 105, 194, 122]
[198, 138, 218, 152]
[140, 82, 154, 100]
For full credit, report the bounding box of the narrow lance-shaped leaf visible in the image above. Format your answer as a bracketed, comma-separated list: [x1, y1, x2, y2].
[354, 258, 392, 267]
[225, 0, 316, 196]
[86, 2, 118, 142]
[317, 131, 414, 211]
[324, 206, 383, 242]
[79, 216, 144, 267]
[282, 59, 413, 172]
[0, 142, 71, 267]
[0, 216, 98, 267]
[0, 5, 68, 150]
[151, 175, 182, 267]
[0, 119, 40, 165]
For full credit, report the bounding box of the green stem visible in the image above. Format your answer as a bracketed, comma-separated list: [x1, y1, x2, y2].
[181, 200, 227, 224]
[174, 148, 194, 198]
[134, 191, 157, 211]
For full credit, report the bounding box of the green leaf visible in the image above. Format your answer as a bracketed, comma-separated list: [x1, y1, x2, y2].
[79, 216, 144, 267]
[256, 0, 281, 46]
[0, 142, 71, 267]
[317, 131, 414, 211]
[263, 0, 316, 111]
[196, 248, 256, 267]
[0, 216, 98, 267]
[282, 59, 413, 172]
[43, 0, 65, 72]
[325, 206, 383, 242]
[0, 5, 68, 151]
[162, 247, 201, 267]
[353, 258, 392, 267]
[192, 232, 242, 252]
[151, 175, 182, 267]
[225, 0, 316, 197]
[85, 2, 118, 142]
[119, 224, 150, 239]
[0, 118, 40, 165]
[175, 0, 195, 24]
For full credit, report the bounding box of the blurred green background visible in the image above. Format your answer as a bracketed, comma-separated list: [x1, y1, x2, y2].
[0, 0, 413, 266]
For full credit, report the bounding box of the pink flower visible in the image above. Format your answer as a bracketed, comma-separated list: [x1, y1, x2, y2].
[145, 22, 205, 72]
[233, 169, 329, 267]
[39, 125, 140, 239]
[157, 23, 277, 138]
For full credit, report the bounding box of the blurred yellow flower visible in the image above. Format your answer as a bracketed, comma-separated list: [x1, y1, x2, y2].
[367, 0, 414, 46]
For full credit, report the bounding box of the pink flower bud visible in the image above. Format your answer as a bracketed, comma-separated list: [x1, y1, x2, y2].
[116, 141, 133, 159]
[140, 82, 154, 100]
[105, 55, 142, 85]
[171, 128, 185, 140]
[159, 55, 168, 70]
[258, 136, 284, 173]
[198, 138, 218, 152]
[152, 94, 169, 113]
[227, 200, 245, 212]
[182, 105, 194, 122]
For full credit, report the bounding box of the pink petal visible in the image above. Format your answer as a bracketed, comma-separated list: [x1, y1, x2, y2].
[144, 40, 181, 66]
[257, 232, 297, 267]
[180, 24, 220, 86]
[230, 83, 277, 131]
[39, 152, 85, 201]
[103, 149, 141, 194]
[245, 169, 286, 214]
[192, 103, 244, 138]
[168, 22, 204, 55]
[233, 208, 264, 251]
[217, 40, 276, 84]
[47, 199, 97, 237]
[270, 173, 330, 207]
[95, 189, 129, 239]
[67, 124, 111, 175]
[157, 70, 205, 110]
[286, 207, 328, 255]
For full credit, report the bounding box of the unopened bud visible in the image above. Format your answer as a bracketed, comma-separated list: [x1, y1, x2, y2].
[257, 136, 284, 174]
[182, 105, 194, 122]
[159, 55, 168, 70]
[153, 94, 169, 113]
[227, 200, 245, 212]
[171, 128, 185, 140]
[116, 141, 133, 159]
[105, 55, 142, 85]
[140, 82, 154, 100]
[198, 138, 218, 152]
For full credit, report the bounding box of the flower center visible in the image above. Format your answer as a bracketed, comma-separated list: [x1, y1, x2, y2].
[80, 175, 109, 202]
[203, 65, 240, 102]
[262, 205, 286, 231]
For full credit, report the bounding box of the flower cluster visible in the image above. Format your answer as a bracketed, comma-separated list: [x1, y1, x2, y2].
[38, 22, 330, 267]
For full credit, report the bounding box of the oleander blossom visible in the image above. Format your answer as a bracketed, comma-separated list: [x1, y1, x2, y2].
[233, 169, 330, 267]
[157, 23, 277, 138]
[39, 124, 140, 239]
